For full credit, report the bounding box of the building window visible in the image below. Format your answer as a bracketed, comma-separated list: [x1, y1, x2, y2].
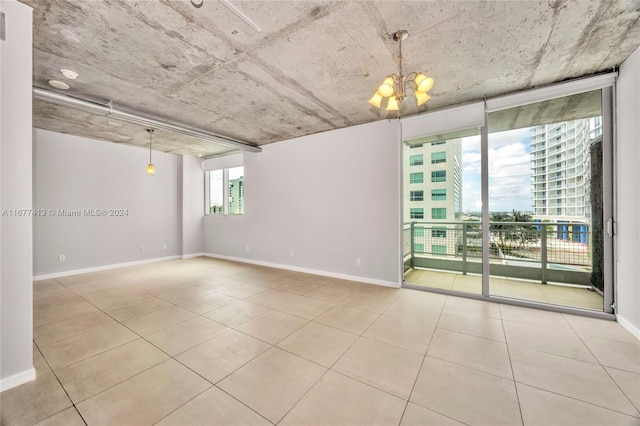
[431, 170, 446, 182]
[431, 208, 446, 220]
[410, 208, 424, 219]
[431, 189, 446, 200]
[409, 154, 424, 166]
[410, 172, 424, 184]
[414, 243, 425, 253]
[414, 227, 425, 237]
[410, 143, 423, 149]
[431, 140, 445, 146]
[431, 227, 447, 238]
[431, 152, 446, 164]
[410, 190, 424, 201]
[431, 245, 447, 255]
[206, 166, 244, 215]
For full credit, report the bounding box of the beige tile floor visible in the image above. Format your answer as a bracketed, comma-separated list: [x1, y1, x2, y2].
[405, 268, 605, 310]
[2, 257, 639, 425]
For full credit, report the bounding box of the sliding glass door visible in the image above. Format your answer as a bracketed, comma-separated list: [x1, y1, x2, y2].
[402, 81, 614, 314]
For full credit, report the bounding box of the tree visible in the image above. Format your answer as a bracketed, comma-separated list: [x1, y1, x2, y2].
[490, 210, 537, 255]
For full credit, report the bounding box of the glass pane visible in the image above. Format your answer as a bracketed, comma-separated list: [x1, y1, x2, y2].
[403, 128, 482, 295]
[487, 90, 604, 311]
[228, 166, 244, 215]
[209, 169, 224, 215]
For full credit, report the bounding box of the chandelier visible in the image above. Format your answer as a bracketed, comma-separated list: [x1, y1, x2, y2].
[368, 30, 434, 111]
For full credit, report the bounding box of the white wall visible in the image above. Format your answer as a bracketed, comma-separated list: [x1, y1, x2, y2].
[204, 120, 401, 286]
[182, 155, 204, 255]
[33, 129, 181, 276]
[0, 0, 34, 391]
[616, 46, 640, 337]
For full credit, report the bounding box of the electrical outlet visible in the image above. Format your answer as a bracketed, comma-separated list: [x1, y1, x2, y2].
[355, 257, 361, 265]
[162, 243, 167, 249]
[289, 249, 294, 257]
[58, 254, 66, 262]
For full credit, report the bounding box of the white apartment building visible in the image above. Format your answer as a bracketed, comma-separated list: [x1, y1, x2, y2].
[404, 138, 462, 256]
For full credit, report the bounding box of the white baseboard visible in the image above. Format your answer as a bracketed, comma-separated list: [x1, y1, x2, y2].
[0, 367, 36, 392]
[203, 253, 400, 288]
[33, 255, 182, 281]
[182, 252, 205, 259]
[616, 314, 640, 341]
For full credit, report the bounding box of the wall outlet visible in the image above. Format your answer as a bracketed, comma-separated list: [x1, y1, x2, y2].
[58, 254, 65, 262]
[246, 245, 250, 252]
[289, 249, 294, 257]
[140, 246, 146, 252]
[355, 257, 361, 265]
[162, 243, 167, 249]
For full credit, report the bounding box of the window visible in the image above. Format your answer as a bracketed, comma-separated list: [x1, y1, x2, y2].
[228, 166, 244, 215]
[413, 243, 425, 253]
[208, 169, 224, 215]
[206, 166, 244, 215]
[431, 170, 446, 182]
[431, 245, 447, 255]
[431, 208, 446, 219]
[432, 227, 447, 238]
[410, 172, 424, 183]
[410, 208, 424, 219]
[410, 190, 424, 201]
[409, 154, 424, 166]
[431, 140, 445, 146]
[409, 143, 423, 149]
[431, 189, 446, 200]
[431, 152, 446, 164]
[414, 227, 425, 237]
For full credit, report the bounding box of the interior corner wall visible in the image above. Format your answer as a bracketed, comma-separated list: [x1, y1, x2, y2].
[615, 46, 640, 337]
[203, 119, 401, 286]
[182, 155, 204, 256]
[1, 0, 35, 390]
[33, 129, 181, 276]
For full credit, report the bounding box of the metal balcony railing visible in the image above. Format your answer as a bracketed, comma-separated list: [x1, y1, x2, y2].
[404, 221, 591, 285]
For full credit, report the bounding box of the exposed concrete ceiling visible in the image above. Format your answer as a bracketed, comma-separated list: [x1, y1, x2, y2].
[21, 0, 640, 157]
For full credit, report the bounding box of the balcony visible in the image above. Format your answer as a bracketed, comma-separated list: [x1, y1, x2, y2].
[403, 221, 601, 310]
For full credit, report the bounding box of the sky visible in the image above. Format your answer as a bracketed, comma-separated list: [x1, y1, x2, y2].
[461, 127, 533, 213]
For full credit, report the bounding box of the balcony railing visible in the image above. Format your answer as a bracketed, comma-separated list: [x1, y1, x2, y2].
[404, 221, 591, 286]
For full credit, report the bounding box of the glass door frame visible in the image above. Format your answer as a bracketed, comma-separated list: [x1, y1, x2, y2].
[401, 73, 616, 318]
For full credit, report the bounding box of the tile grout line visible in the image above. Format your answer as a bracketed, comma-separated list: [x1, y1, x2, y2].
[499, 304, 526, 426]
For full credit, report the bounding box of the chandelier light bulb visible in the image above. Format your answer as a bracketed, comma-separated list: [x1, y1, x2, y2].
[416, 75, 434, 93]
[368, 91, 383, 108]
[415, 91, 431, 106]
[378, 77, 395, 97]
[386, 96, 400, 111]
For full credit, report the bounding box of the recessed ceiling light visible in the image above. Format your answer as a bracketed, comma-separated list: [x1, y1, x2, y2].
[191, 0, 203, 8]
[48, 80, 70, 90]
[60, 69, 79, 80]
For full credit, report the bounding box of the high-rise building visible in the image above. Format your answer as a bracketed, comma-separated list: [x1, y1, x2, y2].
[530, 118, 600, 221]
[404, 138, 463, 256]
[229, 176, 244, 214]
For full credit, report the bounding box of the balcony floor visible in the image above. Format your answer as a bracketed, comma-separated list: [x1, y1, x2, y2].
[404, 268, 604, 311]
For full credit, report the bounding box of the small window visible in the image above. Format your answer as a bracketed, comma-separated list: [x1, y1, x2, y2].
[431, 208, 446, 220]
[410, 208, 424, 219]
[414, 243, 425, 253]
[410, 190, 424, 201]
[410, 172, 424, 184]
[409, 143, 423, 149]
[206, 166, 244, 216]
[431, 189, 446, 201]
[432, 245, 447, 255]
[414, 227, 425, 237]
[409, 154, 424, 166]
[431, 227, 447, 238]
[431, 140, 445, 146]
[431, 152, 446, 164]
[431, 171, 446, 182]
